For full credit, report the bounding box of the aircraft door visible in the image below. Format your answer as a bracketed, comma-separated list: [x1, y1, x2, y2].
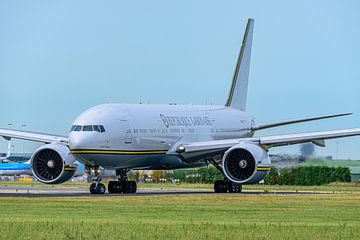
[120, 120, 132, 144]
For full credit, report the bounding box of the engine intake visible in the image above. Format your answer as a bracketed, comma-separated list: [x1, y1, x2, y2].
[31, 143, 77, 184]
[223, 148, 256, 182]
[223, 142, 271, 184]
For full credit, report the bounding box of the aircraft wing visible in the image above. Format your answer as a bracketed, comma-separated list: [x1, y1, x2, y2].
[172, 128, 360, 155]
[0, 128, 68, 144]
[251, 112, 352, 131]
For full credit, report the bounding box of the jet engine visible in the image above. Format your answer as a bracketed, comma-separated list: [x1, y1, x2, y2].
[31, 143, 77, 184]
[222, 142, 271, 184]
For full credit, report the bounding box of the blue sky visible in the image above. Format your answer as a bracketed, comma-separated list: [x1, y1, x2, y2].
[0, 1, 359, 159]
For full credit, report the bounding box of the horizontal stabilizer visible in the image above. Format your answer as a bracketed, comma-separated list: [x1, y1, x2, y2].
[252, 112, 352, 131]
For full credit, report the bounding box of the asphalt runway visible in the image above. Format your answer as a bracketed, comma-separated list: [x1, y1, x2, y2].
[0, 186, 323, 197]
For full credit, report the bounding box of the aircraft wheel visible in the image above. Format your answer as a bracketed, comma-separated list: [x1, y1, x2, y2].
[123, 182, 130, 193]
[214, 180, 227, 193]
[108, 181, 116, 194]
[90, 183, 106, 194]
[128, 181, 137, 193]
[90, 183, 97, 194]
[132, 181, 137, 193]
[228, 182, 242, 193]
[96, 183, 106, 194]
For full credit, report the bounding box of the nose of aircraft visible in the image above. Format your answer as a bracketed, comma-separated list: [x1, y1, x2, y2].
[68, 134, 83, 150]
[69, 133, 95, 150]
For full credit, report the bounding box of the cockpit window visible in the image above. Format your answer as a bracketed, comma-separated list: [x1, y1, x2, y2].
[94, 125, 101, 132]
[99, 125, 105, 133]
[83, 125, 93, 131]
[70, 125, 105, 133]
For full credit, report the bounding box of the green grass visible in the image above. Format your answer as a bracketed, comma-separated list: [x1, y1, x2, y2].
[0, 184, 360, 239]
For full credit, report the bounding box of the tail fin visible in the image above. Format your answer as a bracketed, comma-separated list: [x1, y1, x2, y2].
[5, 139, 11, 159]
[226, 18, 254, 111]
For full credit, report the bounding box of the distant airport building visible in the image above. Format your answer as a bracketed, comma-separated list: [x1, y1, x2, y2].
[269, 154, 305, 169]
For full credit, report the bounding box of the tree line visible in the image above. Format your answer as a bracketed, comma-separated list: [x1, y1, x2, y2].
[169, 166, 351, 185]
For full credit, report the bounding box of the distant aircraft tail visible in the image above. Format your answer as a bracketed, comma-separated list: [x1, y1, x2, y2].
[226, 18, 254, 111]
[5, 140, 11, 159]
[0, 139, 11, 161]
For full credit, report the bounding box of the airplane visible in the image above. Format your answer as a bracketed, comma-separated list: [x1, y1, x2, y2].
[0, 18, 360, 194]
[0, 159, 86, 178]
[0, 160, 31, 176]
[0, 140, 11, 162]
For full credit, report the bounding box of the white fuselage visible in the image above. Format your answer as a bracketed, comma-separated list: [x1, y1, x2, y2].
[69, 104, 255, 169]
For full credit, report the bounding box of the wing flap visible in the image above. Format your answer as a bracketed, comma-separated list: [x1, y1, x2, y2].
[0, 128, 68, 144]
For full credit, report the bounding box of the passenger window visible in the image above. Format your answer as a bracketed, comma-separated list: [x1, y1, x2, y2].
[74, 125, 82, 131]
[94, 125, 101, 132]
[83, 125, 93, 131]
[99, 125, 105, 133]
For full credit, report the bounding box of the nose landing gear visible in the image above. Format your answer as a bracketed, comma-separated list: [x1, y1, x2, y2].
[108, 169, 137, 194]
[89, 166, 106, 194]
[90, 181, 106, 194]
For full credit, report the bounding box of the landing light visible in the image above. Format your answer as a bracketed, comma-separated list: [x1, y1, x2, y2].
[176, 145, 186, 154]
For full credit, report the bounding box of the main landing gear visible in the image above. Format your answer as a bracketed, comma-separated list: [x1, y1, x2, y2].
[214, 179, 242, 193]
[207, 159, 242, 193]
[108, 169, 137, 194]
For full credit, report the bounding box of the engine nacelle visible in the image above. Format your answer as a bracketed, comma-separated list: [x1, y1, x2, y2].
[31, 143, 77, 184]
[222, 142, 271, 184]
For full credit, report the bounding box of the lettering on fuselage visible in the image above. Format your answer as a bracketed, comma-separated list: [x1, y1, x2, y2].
[160, 114, 213, 128]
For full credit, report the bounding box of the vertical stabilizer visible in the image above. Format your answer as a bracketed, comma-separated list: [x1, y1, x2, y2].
[226, 19, 254, 111]
[5, 140, 11, 159]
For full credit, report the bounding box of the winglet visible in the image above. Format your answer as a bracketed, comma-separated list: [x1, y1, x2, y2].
[226, 18, 254, 111]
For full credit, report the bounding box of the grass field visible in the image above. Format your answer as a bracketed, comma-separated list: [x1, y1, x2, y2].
[0, 183, 359, 239]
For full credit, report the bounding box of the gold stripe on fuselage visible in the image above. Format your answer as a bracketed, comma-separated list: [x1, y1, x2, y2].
[70, 150, 167, 155]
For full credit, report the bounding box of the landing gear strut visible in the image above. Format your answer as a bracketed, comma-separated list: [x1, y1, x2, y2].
[89, 165, 106, 194]
[207, 159, 242, 193]
[108, 169, 137, 194]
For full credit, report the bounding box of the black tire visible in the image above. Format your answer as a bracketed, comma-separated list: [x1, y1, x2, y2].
[123, 182, 131, 193]
[108, 181, 116, 194]
[237, 184, 242, 193]
[129, 181, 137, 193]
[96, 183, 106, 194]
[228, 182, 242, 193]
[132, 181, 137, 193]
[90, 183, 97, 194]
[214, 180, 227, 193]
